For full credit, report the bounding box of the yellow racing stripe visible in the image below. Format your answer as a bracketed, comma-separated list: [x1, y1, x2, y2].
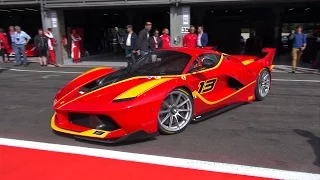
[242, 59, 255, 66]
[192, 80, 256, 105]
[270, 65, 275, 70]
[114, 78, 173, 100]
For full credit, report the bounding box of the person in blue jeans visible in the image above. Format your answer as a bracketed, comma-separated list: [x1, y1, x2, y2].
[12, 26, 31, 66]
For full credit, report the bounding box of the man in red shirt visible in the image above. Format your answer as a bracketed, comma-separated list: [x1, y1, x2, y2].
[71, 29, 82, 63]
[44, 28, 58, 67]
[183, 25, 197, 48]
[0, 28, 10, 63]
[160, 28, 170, 48]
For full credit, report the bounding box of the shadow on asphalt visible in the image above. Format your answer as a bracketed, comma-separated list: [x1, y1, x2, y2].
[293, 129, 320, 168]
[0, 67, 9, 74]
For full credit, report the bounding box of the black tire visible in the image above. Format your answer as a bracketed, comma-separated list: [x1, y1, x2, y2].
[158, 88, 194, 135]
[255, 68, 271, 101]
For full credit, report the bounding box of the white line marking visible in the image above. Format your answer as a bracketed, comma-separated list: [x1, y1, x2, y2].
[0, 138, 319, 180]
[41, 75, 60, 79]
[273, 79, 320, 83]
[37, 107, 51, 114]
[0, 67, 82, 74]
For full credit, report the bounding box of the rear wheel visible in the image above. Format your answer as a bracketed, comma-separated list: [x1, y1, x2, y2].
[255, 68, 271, 101]
[158, 89, 193, 135]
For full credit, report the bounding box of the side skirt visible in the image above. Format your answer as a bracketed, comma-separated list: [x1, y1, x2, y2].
[192, 103, 246, 122]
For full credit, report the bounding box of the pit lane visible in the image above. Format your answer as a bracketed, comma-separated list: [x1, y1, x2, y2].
[0, 64, 319, 174]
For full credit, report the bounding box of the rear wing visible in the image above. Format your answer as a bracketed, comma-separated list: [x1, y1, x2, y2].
[231, 48, 276, 70]
[257, 48, 276, 68]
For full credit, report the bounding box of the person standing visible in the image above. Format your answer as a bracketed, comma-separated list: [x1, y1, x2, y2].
[13, 26, 31, 66]
[289, 26, 307, 73]
[197, 26, 208, 48]
[137, 22, 152, 56]
[149, 29, 163, 51]
[8, 26, 15, 54]
[117, 25, 138, 56]
[314, 31, 320, 73]
[44, 28, 58, 67]
[183, 25, 197, 48]
[0, 28, 10, 63]
[34, 29, 48, 67]
[160, 28, 170, 48]
[71, 29, 82, 63]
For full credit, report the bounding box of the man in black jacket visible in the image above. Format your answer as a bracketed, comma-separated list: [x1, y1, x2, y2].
[137, 22, 152, 56]
[34, 29, 48, 67]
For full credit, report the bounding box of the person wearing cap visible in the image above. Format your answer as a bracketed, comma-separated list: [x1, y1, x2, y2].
[116, 25, 138, 57]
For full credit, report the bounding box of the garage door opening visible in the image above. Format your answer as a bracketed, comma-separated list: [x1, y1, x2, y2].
[63, 7, 170, 61]
[0, 7, 42, 42]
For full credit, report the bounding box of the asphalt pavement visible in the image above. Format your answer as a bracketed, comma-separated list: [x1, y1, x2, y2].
[0, 63, 319, 174]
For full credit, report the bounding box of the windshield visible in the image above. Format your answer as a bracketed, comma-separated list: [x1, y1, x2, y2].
[130, 50, 192, 75]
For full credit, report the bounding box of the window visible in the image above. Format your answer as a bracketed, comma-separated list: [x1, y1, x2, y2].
[189, 53, 221, 72]
[131, 50, 192, 75]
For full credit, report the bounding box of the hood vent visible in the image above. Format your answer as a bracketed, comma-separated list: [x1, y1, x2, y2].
[81, 69, 135, 93]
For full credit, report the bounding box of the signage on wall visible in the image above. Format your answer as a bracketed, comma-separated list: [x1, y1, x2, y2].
[51, 12, 58, 28]
[181, 27, 189, 34]
[182, 7, 189, 25]
[52, 18, 57, 28]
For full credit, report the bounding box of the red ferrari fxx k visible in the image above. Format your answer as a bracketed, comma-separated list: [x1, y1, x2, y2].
[52, 47, 275, 143]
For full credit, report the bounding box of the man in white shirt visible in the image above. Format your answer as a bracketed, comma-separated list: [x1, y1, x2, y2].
[117, 25, 138, 57]
[197, 26, 208, 48]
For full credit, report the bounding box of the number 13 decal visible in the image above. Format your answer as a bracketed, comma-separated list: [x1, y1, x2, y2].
[198, 78, 217, 94]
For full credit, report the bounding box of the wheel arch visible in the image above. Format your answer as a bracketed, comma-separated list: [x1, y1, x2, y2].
[175, 86, 193, 98]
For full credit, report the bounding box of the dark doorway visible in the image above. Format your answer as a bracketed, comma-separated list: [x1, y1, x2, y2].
[0, 7, 42, 42]
[64, 7, 169, 57]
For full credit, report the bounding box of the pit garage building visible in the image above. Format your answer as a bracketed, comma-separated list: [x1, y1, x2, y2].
[0, 0, 319, 64]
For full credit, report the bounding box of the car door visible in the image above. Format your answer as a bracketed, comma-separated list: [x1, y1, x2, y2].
[187, 53, 233, 114]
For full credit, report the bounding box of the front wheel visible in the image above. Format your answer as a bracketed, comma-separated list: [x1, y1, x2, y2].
[255, 68, 271, 101]
[158, 89, 193, 135]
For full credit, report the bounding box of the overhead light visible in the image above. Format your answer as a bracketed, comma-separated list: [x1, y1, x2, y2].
[103, 13, 108, 16]
[11, 9, 24, 11]
[239, 10, 243, 12]
[25, 8, 38, 11]
[114, 13, 119, 15]
[304, 8, 310, 10]
[288, 8, 294, 11]
[225, 10, 228, 13]
[211, 10, 214, 13]
[0, 9, 11, 12]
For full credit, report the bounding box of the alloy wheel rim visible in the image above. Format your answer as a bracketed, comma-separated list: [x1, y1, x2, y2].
[258, 70, 270, 98]
[158, 91, 192, 132]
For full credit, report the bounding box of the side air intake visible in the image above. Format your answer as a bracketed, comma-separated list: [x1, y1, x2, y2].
[227, 77, 244, 90]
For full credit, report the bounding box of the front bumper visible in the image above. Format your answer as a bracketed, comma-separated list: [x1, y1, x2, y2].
[51, 113, 158, 143]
